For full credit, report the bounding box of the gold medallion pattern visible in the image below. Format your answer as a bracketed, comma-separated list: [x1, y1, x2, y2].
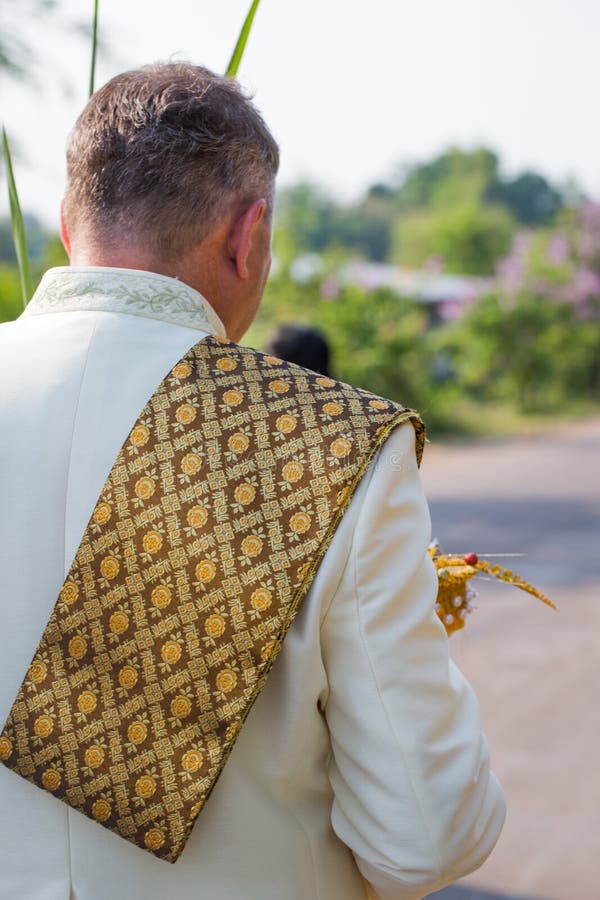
[0, 336, 423, 862]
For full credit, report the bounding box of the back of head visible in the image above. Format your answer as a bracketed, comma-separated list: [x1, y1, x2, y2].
[63, 62, 280, 261]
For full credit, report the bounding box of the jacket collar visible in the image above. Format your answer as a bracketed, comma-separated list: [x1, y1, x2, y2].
[22, 266, 227, 337]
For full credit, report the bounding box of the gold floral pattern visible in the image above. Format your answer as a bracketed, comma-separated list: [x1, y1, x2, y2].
[151, 585, 172, 609]
[60, 581, 78, 605]
[130, 424, 150, 447]
[195, 560, 216, 583]
[135, 476, 156, 500]
[100, 556, 119, 580]
[41, 769, 61, 791]
[227, 432, 249, 454]
[276, 414, 297, 433]
[109, 611, 129, 634]
[68, 635, 88, 659]
[77, 690, 97, 714]
[142, 530, 163, 554]
[234, 483, 255, 505]
[215, 669, 237, 693]
[180, 452, 202, 475]
[170, 696, 192, 718]
[282, 461, 304, 483]
[187, 506, 208, 528]
[127, 721, 147, 744]
[175, 403, 196, 425]
[0, 335, 423, 863]
[93, 502, 112, 525]
[92, 799, 112, 821]
[250, 588, 272, 612]
[28, 660, 48, 683]
[205, 614, 226, 638]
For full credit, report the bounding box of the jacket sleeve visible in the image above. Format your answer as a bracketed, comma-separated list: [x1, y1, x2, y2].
[320, 421, 506, 900]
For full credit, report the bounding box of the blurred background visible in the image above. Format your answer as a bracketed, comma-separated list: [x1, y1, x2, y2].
[1, 2, 598, 898]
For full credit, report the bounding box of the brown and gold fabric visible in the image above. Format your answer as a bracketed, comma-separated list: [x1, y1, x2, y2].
[0, 335, 424, 863]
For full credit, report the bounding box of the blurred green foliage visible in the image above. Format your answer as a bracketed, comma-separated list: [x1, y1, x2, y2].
[276, 147, 566, 275]
[1, 145, 598, 437]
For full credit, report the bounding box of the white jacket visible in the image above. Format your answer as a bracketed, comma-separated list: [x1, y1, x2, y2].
[0, 267, 505, 900]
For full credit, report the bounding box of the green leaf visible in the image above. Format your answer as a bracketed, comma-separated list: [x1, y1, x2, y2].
[2, 127, 33, 309]
[89, 0, 99, 98]
[225, 0, 261, 79]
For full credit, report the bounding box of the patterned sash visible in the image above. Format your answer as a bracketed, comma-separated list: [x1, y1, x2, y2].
[0, 335, 423, 862]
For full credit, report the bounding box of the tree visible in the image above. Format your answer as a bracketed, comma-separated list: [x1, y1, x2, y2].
[486, 172, 563, 226]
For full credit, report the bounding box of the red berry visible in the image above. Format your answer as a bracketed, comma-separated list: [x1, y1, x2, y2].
[464, 552, 479, 566]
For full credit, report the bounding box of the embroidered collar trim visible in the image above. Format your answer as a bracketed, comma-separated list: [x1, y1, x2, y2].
[22, 266, 226, 337]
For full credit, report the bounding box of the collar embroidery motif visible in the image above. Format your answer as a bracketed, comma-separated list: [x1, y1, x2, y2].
[23, 267, 226, 337]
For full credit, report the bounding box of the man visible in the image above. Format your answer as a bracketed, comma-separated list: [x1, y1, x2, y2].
[0, 63, 505, 899]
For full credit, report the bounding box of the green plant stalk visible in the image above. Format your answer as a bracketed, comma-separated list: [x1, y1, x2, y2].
[226, 0, 260, 78]
[2, 127, 33, 308]
[89, 0, 99, 98]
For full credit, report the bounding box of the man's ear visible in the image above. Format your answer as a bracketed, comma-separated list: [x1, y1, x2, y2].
[60, 201, 72, 258]
[227, 198, 267, 279]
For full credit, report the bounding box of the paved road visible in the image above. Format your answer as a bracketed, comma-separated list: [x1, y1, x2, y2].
[419, 417, 600, 900]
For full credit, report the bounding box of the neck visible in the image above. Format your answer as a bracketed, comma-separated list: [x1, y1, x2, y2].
[68, 244, 239, 339]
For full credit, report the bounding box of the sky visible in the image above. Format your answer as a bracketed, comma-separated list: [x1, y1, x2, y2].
[2, 0, 599, 229]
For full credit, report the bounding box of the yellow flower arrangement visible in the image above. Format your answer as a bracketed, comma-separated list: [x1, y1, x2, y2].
[161, 640, 182, 665]
[241, 534, 263, 558]
[223, 389, 244, 406]
[118, 665, 138, 689]
[269, 379, 289, 394]
[430, 544, 556, 636]
[33, 715, 54, 738]
[323, 401, 344, 416]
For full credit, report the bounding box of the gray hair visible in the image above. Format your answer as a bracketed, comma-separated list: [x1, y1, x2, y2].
[63, 62, 280, 259]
